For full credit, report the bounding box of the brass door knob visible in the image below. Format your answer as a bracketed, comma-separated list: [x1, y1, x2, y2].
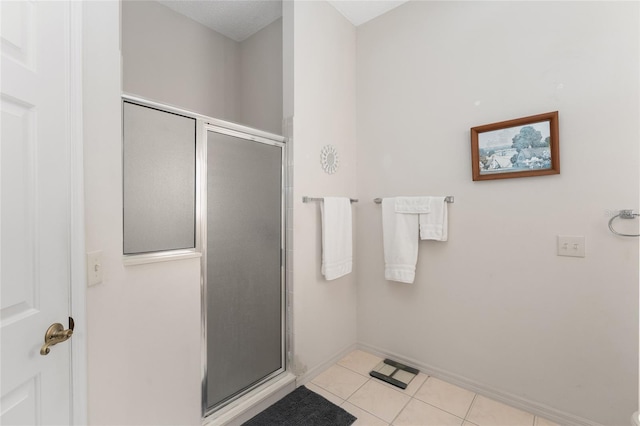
[40, 317, 74, 355]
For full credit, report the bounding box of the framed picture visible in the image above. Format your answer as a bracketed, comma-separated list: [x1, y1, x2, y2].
[471, 111, 559, 181]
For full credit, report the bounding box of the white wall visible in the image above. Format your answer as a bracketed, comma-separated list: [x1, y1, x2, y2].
[84, 2, 201, 425]
[85, 3, 285, 424]
[122, 1, 283, 134]
[355, 2, 639, 425]
[122, 1, 240, 122]
[291, 1, 358, 380]
[239, 18, 283, 135]
[85, 1, 637, 425]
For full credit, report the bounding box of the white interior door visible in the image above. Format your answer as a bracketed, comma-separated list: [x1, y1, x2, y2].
[1, 1, 74, 424]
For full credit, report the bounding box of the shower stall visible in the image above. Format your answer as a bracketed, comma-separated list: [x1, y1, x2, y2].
[122, 96, 289, 422]
[203, 125, 287, 415]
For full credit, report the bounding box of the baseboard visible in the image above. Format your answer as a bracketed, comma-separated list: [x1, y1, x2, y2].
[357, 342, 605, 426]
[204, 372, 296, 426]
[295, 342, 358, 387]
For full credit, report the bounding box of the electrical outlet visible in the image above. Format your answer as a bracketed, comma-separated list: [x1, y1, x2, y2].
[557, 235, 585, 258]
[87, 251, 104, 286]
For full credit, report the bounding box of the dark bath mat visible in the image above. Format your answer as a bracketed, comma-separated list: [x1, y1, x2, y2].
[242, 385, 356, 426]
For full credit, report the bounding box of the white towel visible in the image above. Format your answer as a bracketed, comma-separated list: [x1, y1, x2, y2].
[320, 197, 353, 280]
[395, 197, 431, 214]
[419, 197, 448, 241]
[382, 198, 419, 283]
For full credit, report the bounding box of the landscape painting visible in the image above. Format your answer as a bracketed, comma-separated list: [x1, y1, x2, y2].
[470, 111, 560, 181]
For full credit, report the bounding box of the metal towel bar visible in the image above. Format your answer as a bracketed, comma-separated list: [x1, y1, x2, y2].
[374, 196, 454, 204]
[302, 196, 358, 203]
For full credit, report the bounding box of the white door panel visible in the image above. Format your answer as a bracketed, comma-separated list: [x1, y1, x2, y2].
[1, 1, 73, 424]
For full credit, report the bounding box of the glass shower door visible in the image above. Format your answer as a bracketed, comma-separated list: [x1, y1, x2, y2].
[204, 129, 284, 412]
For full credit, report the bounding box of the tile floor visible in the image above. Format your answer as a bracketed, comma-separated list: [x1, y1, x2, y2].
[306, 350, 561, 426]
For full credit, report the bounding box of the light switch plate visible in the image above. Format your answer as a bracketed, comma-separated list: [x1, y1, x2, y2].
[87, 250, 103, 286]
[557, 235, 585, 258]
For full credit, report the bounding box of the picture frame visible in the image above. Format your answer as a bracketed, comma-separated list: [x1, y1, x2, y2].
[470, 111, 559, 181]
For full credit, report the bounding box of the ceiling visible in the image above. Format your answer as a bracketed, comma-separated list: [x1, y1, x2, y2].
[327, 0, 409, 27]
[158, 1, 284, 42]
[158, 0, 410, 42]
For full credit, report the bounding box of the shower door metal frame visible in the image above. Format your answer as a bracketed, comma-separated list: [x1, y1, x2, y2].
[121, 94, 204, 265]
[120, 94, 288, 419]
[200, 122, 287, 418]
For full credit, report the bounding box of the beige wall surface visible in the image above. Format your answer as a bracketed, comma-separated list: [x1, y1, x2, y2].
[122, 0, 240, 123]
[84, 2, 201, 425]
[85, 1, 639, 425]
[122, 1, 282, 134]
[87, 2, 283, 424]
[239, 18, 283, 135]
[355, 2, 639, 425]
[291, 0, 359, 381]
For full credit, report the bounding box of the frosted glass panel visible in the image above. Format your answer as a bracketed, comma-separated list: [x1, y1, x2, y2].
[206, 131, 283, 410]
[122, 102, 196, 254]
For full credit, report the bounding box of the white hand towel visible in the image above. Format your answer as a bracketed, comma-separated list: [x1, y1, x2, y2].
[320, 197, 353, 280]
[382, 198, 419, 283]
[395, 197, 431, 214]
[419, 197, 448, 241]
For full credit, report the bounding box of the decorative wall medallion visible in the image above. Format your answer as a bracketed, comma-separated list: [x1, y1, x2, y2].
[320, 145, 339, 174]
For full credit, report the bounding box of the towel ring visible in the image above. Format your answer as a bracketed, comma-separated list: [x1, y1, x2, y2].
[608, 210, 640, 237]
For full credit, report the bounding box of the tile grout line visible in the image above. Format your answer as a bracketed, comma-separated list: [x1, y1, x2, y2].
[388, 394, 413, 426]
[333, 353, 546, 426]
[340, 359, 466, 425]
[308, 382, 346, 406]
[344, 403, 390, 426]
[464, 393, 479, 422]
[376, 374, 431, 426]
[307, 377, 386, 425]
[351, 376, 417, 425]
[412, 398, 470, 424]
[337, 357, 383, 378]
[311, 357, 386, 421]
[410, 375, 475, 422]
[344, 376, 373, 402]
[308, 369, 363, 402]
[335, 358, 415, 408]
[342, 378, 394, 426]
